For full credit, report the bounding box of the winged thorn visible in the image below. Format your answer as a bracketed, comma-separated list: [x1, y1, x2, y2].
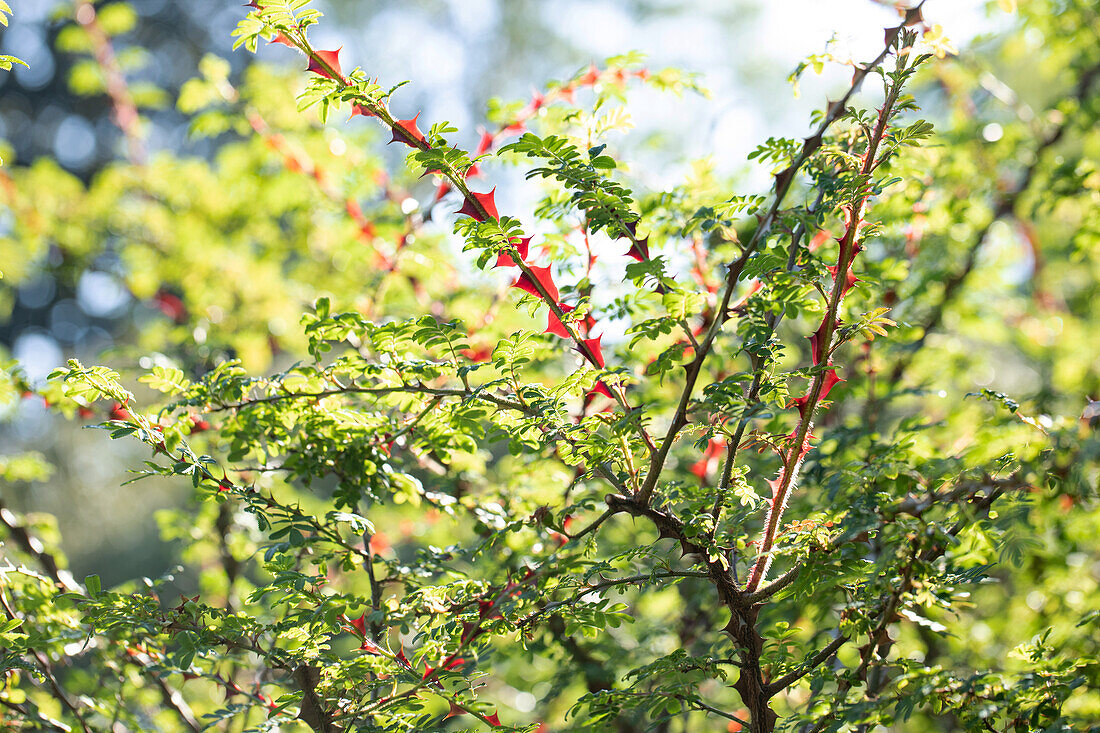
[512, 265, 559, 303]
[827, 264, 859, 296]
[476, 130, 495, 155]
[457, 188, 499, 221]
[306, 48, 342, 80]
[495, 236, 531, 268]
[819, 368, 845, 401]
[389, 114, 426, 147]
[350, 104, 376, 119]
[269, 32, 295, 48]
[580, 336, 605, 368]
[808, 320, 834, 366]
[389, 114, 427, 147]
[765, 474, 784, 499]
[347, 614, 367, 636]
[626, 236, 650, 262]
[545, 304, 576, 337]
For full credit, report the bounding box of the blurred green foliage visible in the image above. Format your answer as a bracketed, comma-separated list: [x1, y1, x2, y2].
[0, 1, 1098, 731]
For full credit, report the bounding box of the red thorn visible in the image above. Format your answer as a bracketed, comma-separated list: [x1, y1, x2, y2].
[809, 320, 836, 366]
[389, 114, 427, 147]
[395, 648, 410, 667]
[819, 368, 845, 402]
[545, 304, 576, 338]
[461, 621, 482, 642]
[765, 474, 784, 499]
[690, 437, 725, 479]
[626, 236, 650, 262]
[269, 32, 295, 48]
[580, 336, 605, 368]
[486, 712, 503, 727]
[442, 656, 464, 670]
[478, 599, 500, 620]
[457, 188, 499, 222]
[306, 48, 342, 80]
[809, 229, 831, 251]
[154, 291, 187, 323]
[580, 63, 600, 86]
[422, 665, 435, 680]
[591, 381, 613, 399]
[476, 130, 495, 155]
[434, 180, 453, 201]
[461, 345, 493, 363]
[109, 402, 132, 421]
[702, 437, 725, 462]
[827, 264, 859, 296]
[347, 614, 367, 636]
[445, 702, 466, 720]
[512, 265, 559, 303]
[495, 236, 531, 268]
[350, 103, 376, 119]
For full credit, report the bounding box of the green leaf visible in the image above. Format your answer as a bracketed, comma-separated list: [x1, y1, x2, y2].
[85, 574, 101, 597]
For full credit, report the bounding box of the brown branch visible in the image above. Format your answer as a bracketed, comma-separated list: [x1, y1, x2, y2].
[709, 191, 826, 541]
[747, 472, 1022, 606]
[519, 570, 709, 628]
[0, 502, 200, 733]
[292, 666, 338, 733]
[210, 384, 528, 414]
[764, 634, 848, 695]
[634, 5, 925, 509]
[0, 588, 92, 733]
[284, 33, 648, 441]
[744, 36, 917, 593]
[793, 476, 1019, 729]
